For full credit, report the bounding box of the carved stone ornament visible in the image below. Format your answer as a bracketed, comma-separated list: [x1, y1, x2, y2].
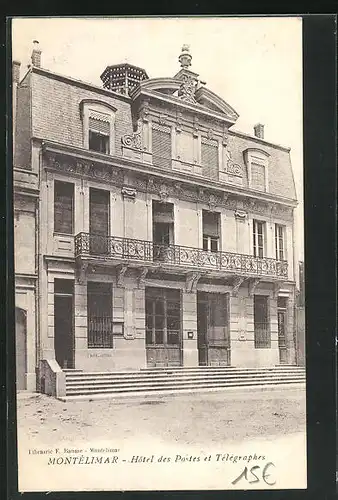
[232, 276, 246, 297]
[176, 111, 183, 132]
[248, 278, 261, 297]
[178, 75, 197, 104]
[185, 271, 202, 293]
[208, 194, 217, 211]
[116, 264, 128, 287]
[137, 267, 148, 287]
[223, 146, 242, 177]
[159, 114, 168, 126]
[207, 128, 214, 140]
[121, 133, 142, 150]
[121, 186, 137, 200]
[273, 281, 286, 299]
[45, 151, 125, 186]
[193, 116, 199, 137]
[234, 210, 247, 221]
[158, 183, 169, 202]
[139, 100, 149, 122]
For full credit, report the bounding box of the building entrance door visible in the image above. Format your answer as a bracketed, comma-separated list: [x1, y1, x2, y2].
[54, 279, 74, 369]
[15, 307, 26, 390]
[145, 287, 182, 367]
[278, 310, 287, 364]
[197, 292, 230, 366]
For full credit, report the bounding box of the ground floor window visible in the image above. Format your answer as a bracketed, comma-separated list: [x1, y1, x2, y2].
[87, 282, 113, 348]
[145, 287, 181, 346]
[254, 295, 270, 348]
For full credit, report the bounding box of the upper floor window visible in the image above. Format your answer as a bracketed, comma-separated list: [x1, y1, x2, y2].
[152, 123, 172, 169]
[244, 148, 270, 192]
[253, 219, 265, 258]
[80, 100, 116, 155]
[202, 210, 220, 252]
[275, 224, 286, 261]
[89, 114, 110, 154]
[54, 181, 74, 234]
[201, 138, 218, 181]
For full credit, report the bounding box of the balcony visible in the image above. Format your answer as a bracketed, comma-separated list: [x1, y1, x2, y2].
[75, 233, 288, 279]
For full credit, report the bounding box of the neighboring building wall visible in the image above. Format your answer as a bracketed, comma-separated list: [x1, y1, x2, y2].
[15, 72, 32, 169]
[14, 194, 37, 390]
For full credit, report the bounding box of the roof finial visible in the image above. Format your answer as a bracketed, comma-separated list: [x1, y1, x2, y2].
[178, 44, 192, 69]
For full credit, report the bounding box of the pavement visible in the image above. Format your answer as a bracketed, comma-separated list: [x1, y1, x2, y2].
[16, 387, 307, 491]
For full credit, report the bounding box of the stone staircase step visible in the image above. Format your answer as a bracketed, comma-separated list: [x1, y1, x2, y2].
[62, 366, 305, 398]
[64, 378, 306, 396]
[65, 373, 305, 386]
[59, 382, 306, 401]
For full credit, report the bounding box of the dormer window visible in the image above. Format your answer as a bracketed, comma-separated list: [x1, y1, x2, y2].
[80, 99, 116, 155]
[88, 113, 110, 154]
[243, 148, 270, 192]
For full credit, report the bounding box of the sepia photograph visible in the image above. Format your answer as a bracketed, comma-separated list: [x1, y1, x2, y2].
[11, 16, 306, 491]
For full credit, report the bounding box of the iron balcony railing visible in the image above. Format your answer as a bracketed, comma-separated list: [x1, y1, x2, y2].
[75, 232, 288, 278]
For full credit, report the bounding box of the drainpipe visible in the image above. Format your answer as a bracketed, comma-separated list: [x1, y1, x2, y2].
[292, 208, 298, 365]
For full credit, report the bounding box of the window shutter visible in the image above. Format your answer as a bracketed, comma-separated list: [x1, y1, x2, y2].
[201, 139, 218, 180]
[152, 125, 172, 169]
[89, 116, 110, 136]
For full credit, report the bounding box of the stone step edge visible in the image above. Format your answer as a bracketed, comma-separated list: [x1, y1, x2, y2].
[65, 379, 306, 395]
[65, 375, 306, 387]
[65, 368, 306, 378]
[65, 372, 306, 381]
[60, 382, 306, 401]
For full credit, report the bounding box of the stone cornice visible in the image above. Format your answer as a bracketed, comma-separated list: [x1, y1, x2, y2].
[42, 142, 295, 223]
[41, 140, 297, 210]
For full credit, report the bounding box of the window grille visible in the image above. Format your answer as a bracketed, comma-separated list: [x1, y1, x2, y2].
[254, 296, 270, 348]
[87, 282, 113, 348]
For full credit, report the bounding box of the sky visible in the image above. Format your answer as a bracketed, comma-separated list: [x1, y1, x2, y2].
[11, 17, 304, 263]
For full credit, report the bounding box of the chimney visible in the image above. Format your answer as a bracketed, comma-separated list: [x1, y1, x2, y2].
[31, 40, 41, 68]
[254, 123, 264, 139]
[12, 60, 21, 84]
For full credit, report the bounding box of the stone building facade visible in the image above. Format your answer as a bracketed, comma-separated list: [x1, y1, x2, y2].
[13, 44, 299, 391]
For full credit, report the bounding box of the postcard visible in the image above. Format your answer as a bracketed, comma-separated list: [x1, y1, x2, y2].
[11, 16, 306, 491]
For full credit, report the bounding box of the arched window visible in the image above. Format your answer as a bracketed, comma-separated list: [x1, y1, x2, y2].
[80, 99, 117, 155]
[243, 148, 270, 192]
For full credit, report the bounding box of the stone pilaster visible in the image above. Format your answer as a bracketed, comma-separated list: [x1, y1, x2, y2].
[182, 290, 198, 366]
[74, 280, 88, 356]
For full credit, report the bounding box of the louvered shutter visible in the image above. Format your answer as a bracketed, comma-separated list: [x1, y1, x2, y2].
[152, 125, 172, 169]
[89, 117, 110, 136]
[201, 139, 218, 180]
